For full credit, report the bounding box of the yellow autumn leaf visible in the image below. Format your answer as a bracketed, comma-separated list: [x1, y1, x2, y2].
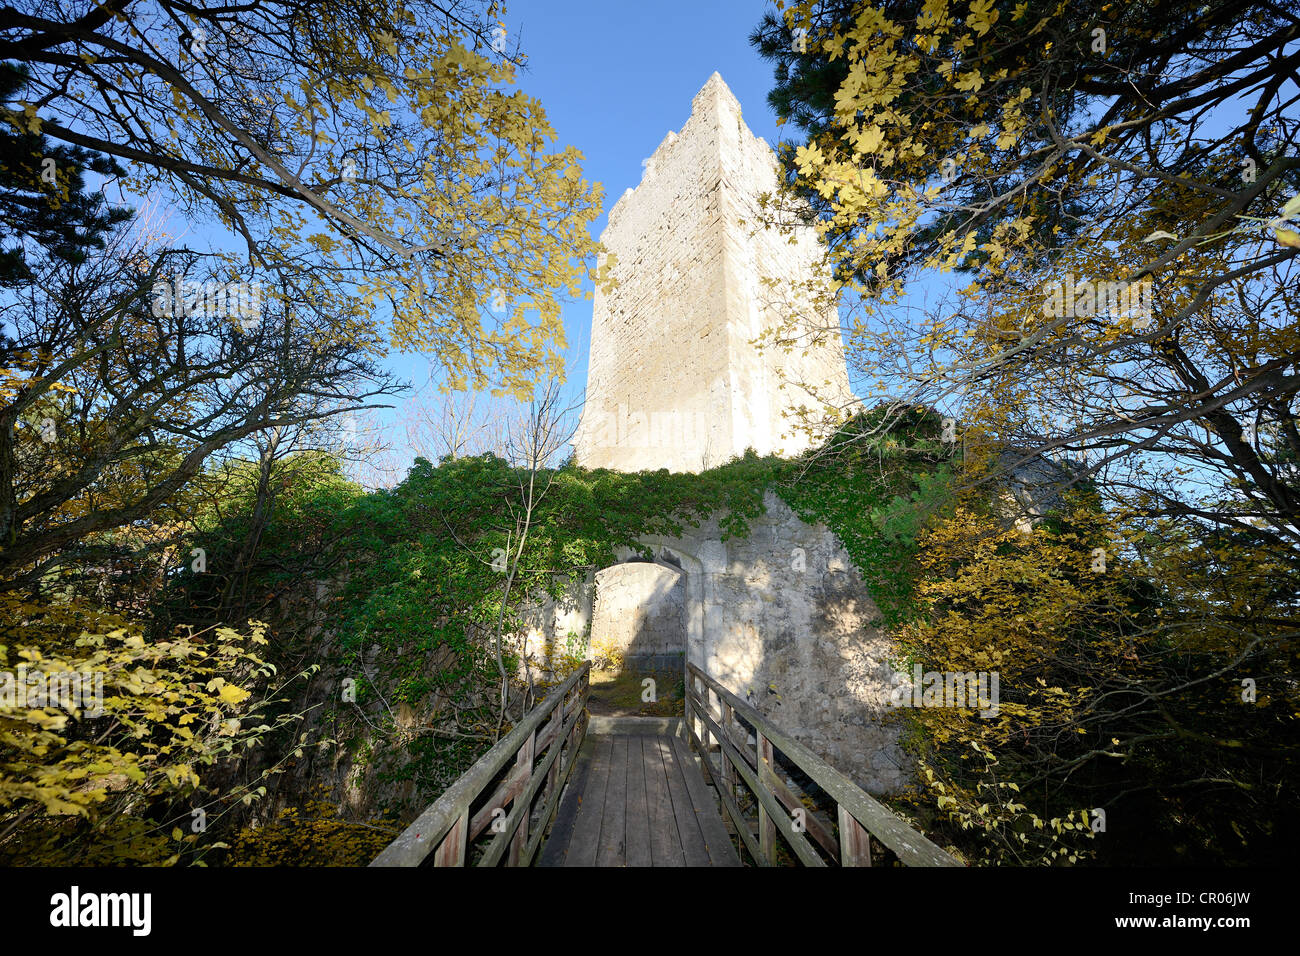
[853, 125, 885, 154]
[218, 684, 251, 707]
[794, 142, 825, 173]
[967, 0, 1000, 36]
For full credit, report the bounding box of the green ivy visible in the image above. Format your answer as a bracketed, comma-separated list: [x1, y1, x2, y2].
[776, 405, 956, 628]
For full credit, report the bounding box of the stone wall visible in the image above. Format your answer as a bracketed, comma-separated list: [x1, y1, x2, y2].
[633, 492, 910, 795]
[519, 571, 593, 668]
[574, 72, 854, 473]
[519, 493, 911, 796]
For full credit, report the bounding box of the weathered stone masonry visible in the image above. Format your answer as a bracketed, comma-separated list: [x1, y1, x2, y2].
[574, 72, 853, 474]
[548, 74, 909, 795]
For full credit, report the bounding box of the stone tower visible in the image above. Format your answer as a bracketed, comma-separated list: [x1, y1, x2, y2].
[574, 72, 853, 473]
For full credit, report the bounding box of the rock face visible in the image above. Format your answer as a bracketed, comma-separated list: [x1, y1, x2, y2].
[574, 72, 853, 473]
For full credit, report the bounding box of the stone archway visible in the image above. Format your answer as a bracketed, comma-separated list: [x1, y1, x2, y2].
[522, 497, 912, 794]
[614, 539, 709, 671]
[589, 558, 685, 669]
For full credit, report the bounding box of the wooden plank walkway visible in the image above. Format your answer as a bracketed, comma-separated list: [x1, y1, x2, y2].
[538, 733, 741, 867]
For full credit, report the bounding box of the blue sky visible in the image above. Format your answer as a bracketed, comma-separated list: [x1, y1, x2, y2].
[389, 0, 794, 445]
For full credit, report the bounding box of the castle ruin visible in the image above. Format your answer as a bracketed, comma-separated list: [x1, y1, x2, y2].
[522, 75, 911, 796]
[574, 72, 853, 473]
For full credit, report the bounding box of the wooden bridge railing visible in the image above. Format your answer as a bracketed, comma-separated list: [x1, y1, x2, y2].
[685, 662, 960, 867]
[370, 662, 590, 867]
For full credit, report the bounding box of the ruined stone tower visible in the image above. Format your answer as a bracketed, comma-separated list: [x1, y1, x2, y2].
[574, 73, 853, 473]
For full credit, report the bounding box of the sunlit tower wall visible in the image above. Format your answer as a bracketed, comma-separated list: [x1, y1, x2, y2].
[574, 72, 853, 473]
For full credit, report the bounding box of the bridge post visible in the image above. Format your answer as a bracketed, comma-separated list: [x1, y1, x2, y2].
[838, 805, 873, 866]
[695, 676, 711, 776]
[756, 732, 776, 864]
[720, 699, 736, 802]
[433, 809, 468, 866]
[508, 729, 536, 866]
[543, 699, 562, 806]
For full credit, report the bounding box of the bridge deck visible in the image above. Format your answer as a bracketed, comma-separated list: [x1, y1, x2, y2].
[538, 733, 741, 867]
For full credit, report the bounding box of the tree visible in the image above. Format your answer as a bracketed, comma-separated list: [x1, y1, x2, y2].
[0, 592, 298, 865]
[0, 223, 401, 587]
[154, 449, 366, 633]
[753, 1, 1300, 863]
[755, 1, 1298, 284]
[406, 387, 516, 463]
[0, 63, 131, 285]
[751, 0, 1300, 590]
[2, 0, 606, 394]
[895, 480, 1299, 865]
[485, 377, 579, 724]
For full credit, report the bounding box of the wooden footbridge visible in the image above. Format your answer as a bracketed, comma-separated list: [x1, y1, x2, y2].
[370, 661, 960, 868]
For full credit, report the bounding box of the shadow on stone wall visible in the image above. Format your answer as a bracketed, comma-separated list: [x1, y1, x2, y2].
[520, 492, 913, 796]
[590, 559, 686, 670]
